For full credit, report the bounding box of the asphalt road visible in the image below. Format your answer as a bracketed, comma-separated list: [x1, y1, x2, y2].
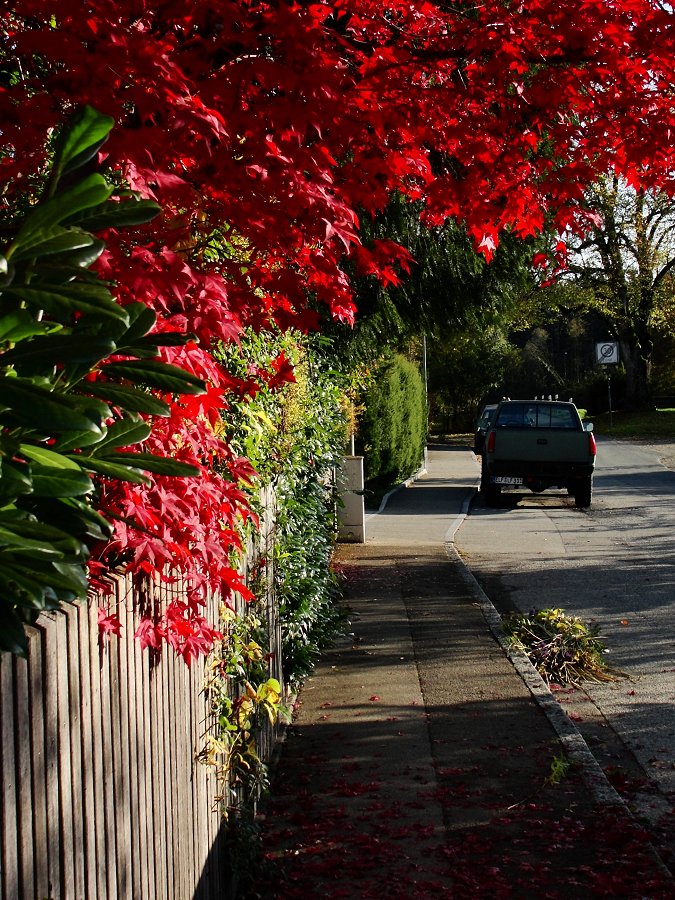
[455, 438, 675, 819]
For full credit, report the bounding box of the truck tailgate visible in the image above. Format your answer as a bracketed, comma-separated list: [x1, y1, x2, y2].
[491, 429, 591, 463]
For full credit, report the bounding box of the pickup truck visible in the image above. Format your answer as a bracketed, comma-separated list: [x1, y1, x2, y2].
[480, 400, 596, 508]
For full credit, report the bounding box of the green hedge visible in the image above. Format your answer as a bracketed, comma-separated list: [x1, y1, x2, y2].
[358, 353, 426, 496]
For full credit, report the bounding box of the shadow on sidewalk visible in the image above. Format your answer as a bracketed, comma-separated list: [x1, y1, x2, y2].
[247, 544, 674, 899]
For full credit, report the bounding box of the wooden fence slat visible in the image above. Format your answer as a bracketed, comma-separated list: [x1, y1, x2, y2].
[160, 581, 174, 896]
[90, 599, 109, 900]
[107, 596, 127, 897]
[190, 663, 201, 892]
[0, 652, 19, 900]
[98, 626, 118, 900]
[14, 649, 35, 900]
[17, 652, 34, 897]
[66, 605, 86, 900]
[28, 628, 49, 899]
[148, 607, 165, 900]
[137, 614, 152, 899]
[175, 644, 189, 900]
[127, 589, 140, 898]
[56, 612, 76, 900]
[78, 598, 98, 900]
[113, 582, 132, 898]
[44, 621, 62, 899]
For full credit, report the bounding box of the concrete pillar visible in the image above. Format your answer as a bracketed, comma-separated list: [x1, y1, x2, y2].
[337, 455, 365, 543]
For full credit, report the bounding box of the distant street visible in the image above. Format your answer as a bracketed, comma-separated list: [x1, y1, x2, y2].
[455, 438, 675, 813]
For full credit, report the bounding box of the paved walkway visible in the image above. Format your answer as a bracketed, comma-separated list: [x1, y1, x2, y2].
[250, 445, 674, 899]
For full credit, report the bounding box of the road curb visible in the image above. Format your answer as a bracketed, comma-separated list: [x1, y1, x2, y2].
[444, 536, 626, 809]
[365, 462, 428, 518]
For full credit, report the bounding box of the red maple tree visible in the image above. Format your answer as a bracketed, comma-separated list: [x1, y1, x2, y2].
[3, 1, 675, 658]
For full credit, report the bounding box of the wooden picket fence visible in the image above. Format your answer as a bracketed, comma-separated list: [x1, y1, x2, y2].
[0, 488, 279, 900]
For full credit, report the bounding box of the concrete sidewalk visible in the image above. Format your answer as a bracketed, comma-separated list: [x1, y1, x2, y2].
[251, 445, 674, 899]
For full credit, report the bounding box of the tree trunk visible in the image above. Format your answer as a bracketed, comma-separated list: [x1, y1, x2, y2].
[618, 335, 653, 410]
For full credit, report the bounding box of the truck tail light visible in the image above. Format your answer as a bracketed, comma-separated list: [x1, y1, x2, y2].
[486, 430, 496, 453]
[588, 432, 597, 456]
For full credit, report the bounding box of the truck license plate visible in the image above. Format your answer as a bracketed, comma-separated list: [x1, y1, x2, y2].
[493, 476, 523, 485]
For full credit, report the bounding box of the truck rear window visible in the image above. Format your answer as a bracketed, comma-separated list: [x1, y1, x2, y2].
[495, 403, 578, 429]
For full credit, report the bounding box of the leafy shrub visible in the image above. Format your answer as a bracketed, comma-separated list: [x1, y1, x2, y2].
[199, 607, 291, 815]
[503, 608, 625, 686]
[217, 330, 348, 686]
[358, 352, 426, 495]
[0, 107, 203, 655]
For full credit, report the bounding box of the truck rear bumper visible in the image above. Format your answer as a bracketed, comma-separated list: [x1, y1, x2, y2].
[488, 460, 595, 479]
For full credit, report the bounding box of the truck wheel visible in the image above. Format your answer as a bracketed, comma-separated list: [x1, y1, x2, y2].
[480, 458, 490, 494]
[574, 477, 592, 508]
[485, 483, 502, 506]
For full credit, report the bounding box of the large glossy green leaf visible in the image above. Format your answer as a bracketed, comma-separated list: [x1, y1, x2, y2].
[65, 393, 111, 422]
[80, 381, 171, 417]
[90, 416, 151, 452]
[0, 311, 63, 343]
[50, 427, 110, 452]
[73, 457, 149, 484]
[51, 105, 114, 186]
[31, 264, 103, 287]
[30, 466, 94, 498]
[129, 331, 194, 351]
[0, 565, 58, 609]
[0, 524, 68, 558]
[102, 359, 206, 394]
[0, 335, 115, 373]
[101, 452, 201, 477]
[17, 175, 114, 240]
[66, 198, 161, 231]
[19, 444, 81, 470]
[52, 558, 91, 588]
[111, 301, 156, 343]
[3, 284, 129, 323]
[0, 511, 84, 546]
[0, 380, 105, 434]
[0, 563, 82, 610]
[39, 497, 112, 543]
[0, 461, 32, 503]
[11, 228, 101, 264]
[110, 303, 194, 357]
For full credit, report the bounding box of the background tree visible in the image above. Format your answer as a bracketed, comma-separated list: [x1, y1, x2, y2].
[427, 329, 518, 433]
[548, 178, 675, 408]
[332, 195, 540, 439]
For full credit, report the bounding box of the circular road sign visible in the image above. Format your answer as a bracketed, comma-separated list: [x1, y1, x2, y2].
[596, 341, 619, 365]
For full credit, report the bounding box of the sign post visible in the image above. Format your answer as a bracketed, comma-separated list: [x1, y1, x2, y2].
[595, 341, 619, 426]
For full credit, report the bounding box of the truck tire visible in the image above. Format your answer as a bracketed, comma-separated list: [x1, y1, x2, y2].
[480, 457, 490, 494]
[481, 458, 502, 505]
[485, 483, 502, 506]
[574, 476, 592, 508]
